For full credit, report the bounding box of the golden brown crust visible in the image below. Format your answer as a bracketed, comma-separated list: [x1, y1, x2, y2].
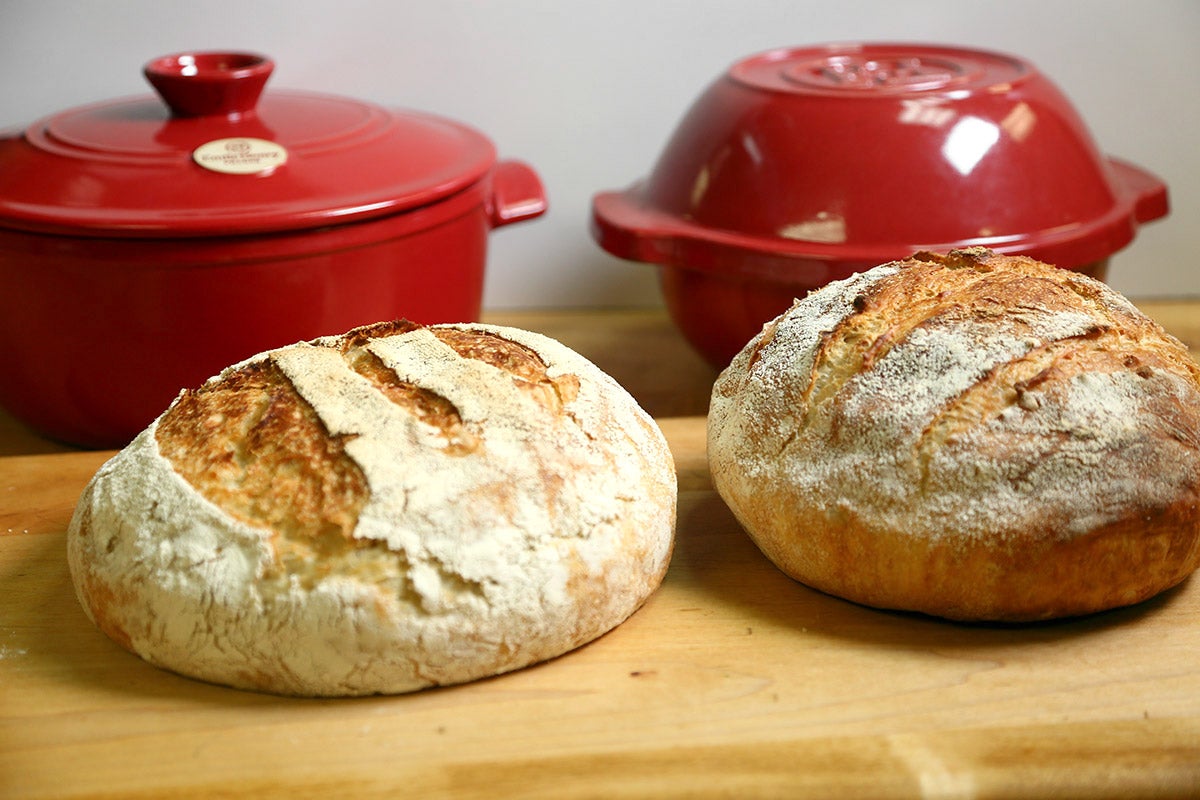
[156, 359, 368, 542]
[737, 486, 1200, 622]
[709, 248, 1200, 621]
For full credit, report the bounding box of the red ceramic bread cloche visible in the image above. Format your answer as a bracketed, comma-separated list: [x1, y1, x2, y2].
[592, 42, 1168, 367]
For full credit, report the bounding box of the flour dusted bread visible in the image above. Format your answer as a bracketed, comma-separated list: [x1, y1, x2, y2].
[68, 320, 676, 696]
[708, 248, 1200, 621]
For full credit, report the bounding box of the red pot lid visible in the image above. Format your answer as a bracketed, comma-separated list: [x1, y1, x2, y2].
[593, 43, 1169, 275]
[0, 52, 498, 236]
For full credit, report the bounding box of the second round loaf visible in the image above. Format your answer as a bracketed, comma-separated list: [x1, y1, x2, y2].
[708, 248, 1200, 621]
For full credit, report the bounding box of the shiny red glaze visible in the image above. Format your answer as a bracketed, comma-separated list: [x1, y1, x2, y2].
[0, 52, 546, 447]
[592, 43, 1168, 367]
[144, 52, 274, 117]
[0, 55, 510, 235]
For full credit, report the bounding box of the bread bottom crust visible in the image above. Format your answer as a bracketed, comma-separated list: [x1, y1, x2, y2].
[727, 493, 1200, 622]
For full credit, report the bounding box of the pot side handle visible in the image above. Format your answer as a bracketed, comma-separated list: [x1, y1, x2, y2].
[1107, 157, 1169, 225]
[487, 160, 548, 228]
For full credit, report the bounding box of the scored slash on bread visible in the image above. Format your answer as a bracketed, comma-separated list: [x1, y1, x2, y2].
[68, 320, 677, 696]
[709, 248, 1200, 622]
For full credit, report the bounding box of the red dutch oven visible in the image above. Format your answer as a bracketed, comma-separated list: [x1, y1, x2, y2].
[0, 52, 546, 448]
[592, 43, 1168, 367]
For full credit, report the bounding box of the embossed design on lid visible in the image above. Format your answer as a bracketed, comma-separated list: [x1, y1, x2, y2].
[784, 55, 965, 91]
[731, 43, 1028, 96]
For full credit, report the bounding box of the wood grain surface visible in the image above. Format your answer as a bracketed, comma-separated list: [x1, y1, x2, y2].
[3, 418, 1200, 799]
[2, 304, 1199, 798]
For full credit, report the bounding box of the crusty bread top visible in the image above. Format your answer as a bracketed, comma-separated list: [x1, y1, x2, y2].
[69, 319, 676, 695]
[150, 319, 672, 602]
[709, 248, 1200, 546]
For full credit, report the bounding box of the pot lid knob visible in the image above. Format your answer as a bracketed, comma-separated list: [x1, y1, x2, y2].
[143, 52, 273, 117]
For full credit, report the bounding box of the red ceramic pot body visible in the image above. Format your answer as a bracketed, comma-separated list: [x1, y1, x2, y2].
[592, 43, 1168, 367]
[0, 53, 546, 447]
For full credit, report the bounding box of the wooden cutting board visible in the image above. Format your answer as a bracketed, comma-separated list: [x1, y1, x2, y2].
[2, 417, 1199, 799]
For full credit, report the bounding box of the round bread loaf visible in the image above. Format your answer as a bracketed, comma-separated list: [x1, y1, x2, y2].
[68, 320, 676, 696]
[708, 248, 1200, 621]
